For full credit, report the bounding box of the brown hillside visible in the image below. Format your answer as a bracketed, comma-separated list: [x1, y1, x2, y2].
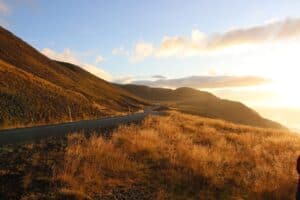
[118, 84, 284, 129]
[0, 26, 148, 129]
[1, 111, 297, 199]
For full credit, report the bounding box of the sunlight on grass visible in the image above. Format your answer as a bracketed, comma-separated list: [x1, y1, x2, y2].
[57, 111, 300, 199]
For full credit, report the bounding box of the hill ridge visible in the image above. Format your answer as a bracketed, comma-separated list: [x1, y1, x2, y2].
[118, 84, 285, 129]
[0, 26, 284, 130]
[0, 26, 148, 129]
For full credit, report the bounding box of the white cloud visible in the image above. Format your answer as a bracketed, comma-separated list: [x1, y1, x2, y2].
[191, 29, 206, 42]
[41, 48, 112, 81]
[0, 0, 10, 27]
[0, 0, 9, 14]
[42, 48, 79, 64]
[207, 68, 217, 76]
[129, 42, 154, 63]
[95, 55, 104, 64]
[81, 63, 111, 80]
[113, 76, 134, 84]
[157, 18, 300, 57]
[131, 75, 269, 89]
[114, 17, 300, 62]
[112, 47, 129, 56]
[113, 74, 167, 84]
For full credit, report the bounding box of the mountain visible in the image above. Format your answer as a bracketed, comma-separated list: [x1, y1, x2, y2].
[118, 84, 285, 129]
[0, 26, 284, 130]
[0, 26, 147, 129]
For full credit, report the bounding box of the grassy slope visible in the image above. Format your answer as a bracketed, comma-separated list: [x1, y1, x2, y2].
[1, 111, 298, 199]
[57, 111, 299, 199]
[118, 84, 284, 129]
[0, 27, 148, 128]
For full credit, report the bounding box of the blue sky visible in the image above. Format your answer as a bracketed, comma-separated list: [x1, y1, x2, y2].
[2, 0, 300, 128]
[2, 0, 300, 78]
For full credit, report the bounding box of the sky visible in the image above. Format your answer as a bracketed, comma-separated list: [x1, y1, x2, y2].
[1, 0, 300, 129]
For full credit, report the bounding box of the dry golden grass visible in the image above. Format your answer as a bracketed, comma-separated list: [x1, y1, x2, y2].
[57, 111, 300, 199]
[0, 26, 148, 129]
[57, 133, 140, 198]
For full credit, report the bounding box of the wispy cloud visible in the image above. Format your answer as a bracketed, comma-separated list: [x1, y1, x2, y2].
[112, 47, 129, 56]
[0, 0, 10, 27]
[115, 17, 300, 62]
[157, 18, 300, 57]
[42, 48, 78, 64]
[129, 42, 154, 63]
[113, 76, 134, 84]
[0, 0, 9, 14]
[95, 55, 104, 64]
[41, 48, 111, 81]
[112, 43, 154, 63]
[113, 74, 167, 84]
[131, 75, 269, 89]
[152, 75, 167, 79]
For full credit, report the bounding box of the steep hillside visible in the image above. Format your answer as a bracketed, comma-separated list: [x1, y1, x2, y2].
[118, 84, 284, 129]
[0, 26, 147, 129]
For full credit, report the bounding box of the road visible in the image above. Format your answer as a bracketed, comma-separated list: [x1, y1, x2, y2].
[0, 108, 161, 145]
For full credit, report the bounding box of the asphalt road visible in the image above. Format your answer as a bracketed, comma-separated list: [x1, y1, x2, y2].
[0, 109, 159, 145]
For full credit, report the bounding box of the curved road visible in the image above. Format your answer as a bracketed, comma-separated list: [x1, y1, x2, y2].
[0, 108, 160, 145]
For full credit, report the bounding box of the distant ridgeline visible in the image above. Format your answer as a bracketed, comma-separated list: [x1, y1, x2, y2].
[118, 84, 285, 129]
[0, 26, 284, 130]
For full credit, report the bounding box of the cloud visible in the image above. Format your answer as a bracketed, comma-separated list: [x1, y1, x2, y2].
[95, 55, 104, 64]
[0, 0, 9, 27]
[113, 43, 154, 63]
[113, 74, 166, 84]
[116, 17, 300, 62]
[113, 76, 134, 84]
[129, 42, 154, 63]
[205, 18, 300, 49]
[152, 75, 167, 79]
[41, 48, 111, 81]
[131, 75, 269, 89]
[42, 48, 79, 64]
[0, 0, 9, 14]
[112, 47, 129, 56]
[157, 18, 300, 57]
[81, 63, 111, 80]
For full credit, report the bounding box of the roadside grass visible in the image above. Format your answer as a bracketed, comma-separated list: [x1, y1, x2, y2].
[56, 111, 300, 199]
[0, 58, 147, 131]
[0, 111, 127, 131]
